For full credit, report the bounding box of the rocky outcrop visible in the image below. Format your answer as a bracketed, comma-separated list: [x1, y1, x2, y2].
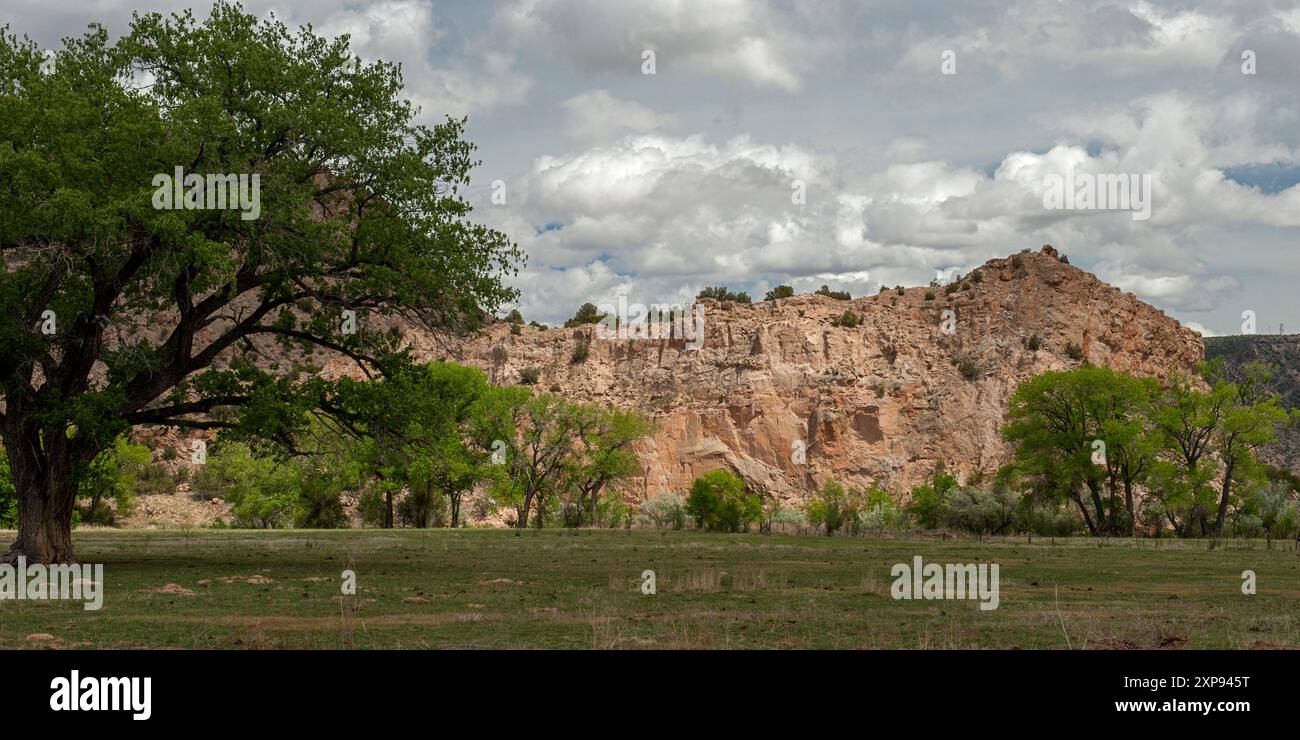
[438, 246, 1204, 506]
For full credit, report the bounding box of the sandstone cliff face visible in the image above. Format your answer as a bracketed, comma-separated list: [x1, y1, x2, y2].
[438, 246, 1203, 506]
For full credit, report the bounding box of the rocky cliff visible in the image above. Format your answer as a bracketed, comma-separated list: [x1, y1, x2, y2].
[439, 246, 1204, 506]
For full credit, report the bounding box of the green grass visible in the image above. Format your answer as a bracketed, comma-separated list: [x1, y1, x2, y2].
[2, 528, 1298, 649]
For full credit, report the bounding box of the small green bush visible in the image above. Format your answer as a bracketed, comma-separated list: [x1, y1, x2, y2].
[519, 367, 541, 385]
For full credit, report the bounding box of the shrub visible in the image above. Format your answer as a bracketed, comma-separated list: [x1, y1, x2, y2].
[971, 270, 983, 283]
[814, 285, 851, 301]
[895, 285, 905, 295]
[697, 286, 752, 303]
[956, 356, 979, 381]
[1065, 342, 1084, 361]
[518, 367, 541, 385]
[768, 504, 807, 528]
[764, 285, 795, 301]
[857, 483, 905, 532]
[686, 470, 761, 532]
[193, 443, 299, 528]
[1057, 253, 1069, 264]
[924, 291, 936, 301]
[510, 323, 522, 336]
[549, 383, 562, 393]
[831, 310, 861, 328]
[504, 309, 524, 324]
[1025, 333, 1041, 351]
[945, 485, 1017, 536]
[944, 282, 959, 295]
[807, 479, 860, 536]
[643, 493, 687, 530]
[570, 340, 590, 364]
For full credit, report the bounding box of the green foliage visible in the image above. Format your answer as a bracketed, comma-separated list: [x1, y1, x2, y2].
[193, 443, 300, 528]
[807, 479, 862, 535]
[0, 451, 15, 529]
[831, 310, 861, 328]
[814, 285, 851, 301]
[906, 465, 958, 529]
[970, 270, 983, 283]
[764, 285, 795, 301]
[1003, 366, 1155, 536]
[78, 436, 155, 524]
[686, 469, 761, 532]
[642, 493, 687, 530]
[697, 286, 752, 304]
[924, 291, 936, 301]
[570, 339, 590, 364]
[856, 483, 905, 531]
[0, 4, 523, 554]
[1065, 342, 1085, 361]
[519, 367, 541, 385]
[564, 303, 607, 327]
[504, 309, 525, 324]
[955, 355, 979, 381]
[1025, 334, 1041, 351]
[945, 484, 1017, 536]
[1248, 481, 1298, 545]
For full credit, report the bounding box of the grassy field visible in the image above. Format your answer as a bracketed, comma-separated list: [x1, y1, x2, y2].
[1, 528, 1298, 649]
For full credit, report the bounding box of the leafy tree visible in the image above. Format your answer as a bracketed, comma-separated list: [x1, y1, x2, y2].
[906, 464, 958, 529]
[763, 285, 794, 301]
[0, 5, 521, 562]
[473, 389, 589, 528]
[503, 309, 524, 324]
[1003, 367, 1152, 535]
[564, 303, 607, 327]
[807, 479, 858, 535]
[686, 469, 760, 532]
[1205, 360, 1292, 535]
[1148, 369, 1226, 536]
[1249, 481, 1297, 548]
[563, 406, 652, 526]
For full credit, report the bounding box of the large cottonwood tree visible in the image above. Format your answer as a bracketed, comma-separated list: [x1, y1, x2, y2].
[0, 4, 522, 562]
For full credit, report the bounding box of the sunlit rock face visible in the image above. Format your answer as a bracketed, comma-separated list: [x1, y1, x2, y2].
[435, 246, 1202, 506]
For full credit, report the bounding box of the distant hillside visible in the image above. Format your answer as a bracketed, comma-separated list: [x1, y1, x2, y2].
[1205, 334, 1300, 474]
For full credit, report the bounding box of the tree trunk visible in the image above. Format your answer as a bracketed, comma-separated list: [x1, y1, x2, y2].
[449, 494, 461, 528]
[1123, 479, 1135, 536]
[1071, 492, 1099, 536]
[1214, 460, 1235, 536]
[2, 434, 80, 565]
[516, 494, 531, 529]
[384, 490, 394, 529]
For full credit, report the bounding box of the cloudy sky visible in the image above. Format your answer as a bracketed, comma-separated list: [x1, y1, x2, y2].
[9, 0, 1300, 335]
